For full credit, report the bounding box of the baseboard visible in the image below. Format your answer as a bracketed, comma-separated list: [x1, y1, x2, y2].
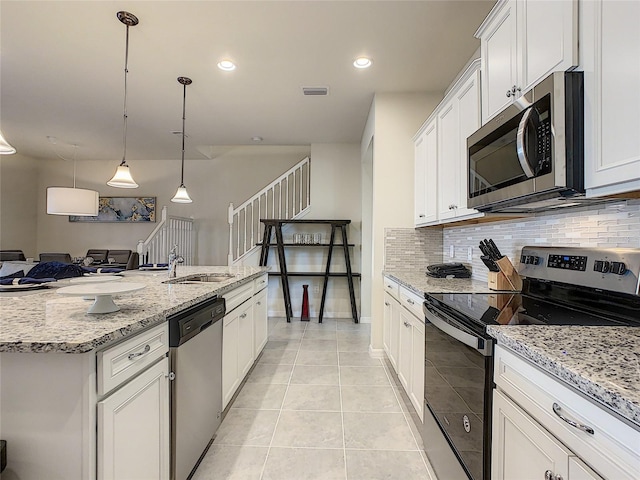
[359, 316, 371, 324]
[268, 309, 359, 319]
[368, 344, 385, 358]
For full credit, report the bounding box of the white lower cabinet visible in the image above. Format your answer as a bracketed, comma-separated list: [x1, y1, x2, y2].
[382, 276, 425, 421]
[222, 276, 269, 410]
[237, 301, 255, 378]
[493, 345, 640, 480]
[253, 287, 268, 356]
[493, 389, 573, 480]
[98, 357, 170, 480]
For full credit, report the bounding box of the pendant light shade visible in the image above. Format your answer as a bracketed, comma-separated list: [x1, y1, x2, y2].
[47, 187, 99, 216]
[107, 11, 139, 189]
[107, 164, 138, 188]
[0, 130, 16, 154]
[47, 146, 99, 216]
[171, 76, 193, 204]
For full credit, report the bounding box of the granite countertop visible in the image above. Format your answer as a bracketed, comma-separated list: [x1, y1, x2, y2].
[383, 269, 496, 296]
[488, 325, 640, 429]
[0, 266, 268, 354]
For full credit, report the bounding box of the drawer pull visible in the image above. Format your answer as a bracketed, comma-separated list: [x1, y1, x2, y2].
[384, 302, 390, 306]
[406, 298, 415, 305]
[552, 403, 594, 435]
[240, 313, 247, 319]
[127, 344, 151, 361]
[403, 321, 410, 328]
[545, 471, 563, 480]
[256, 301, 261, 306]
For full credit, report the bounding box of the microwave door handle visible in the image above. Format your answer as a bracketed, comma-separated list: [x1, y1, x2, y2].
[424, 303, 492, 356]
[516, 107, 536, 178]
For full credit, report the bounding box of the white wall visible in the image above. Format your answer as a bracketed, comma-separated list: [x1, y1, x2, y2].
[0, 154, 38, 257]
[31, 146, 309, 264]
[368, 92, 441, 350]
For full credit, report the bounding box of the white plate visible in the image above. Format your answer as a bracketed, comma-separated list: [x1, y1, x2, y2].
[70, 275, 123, 284]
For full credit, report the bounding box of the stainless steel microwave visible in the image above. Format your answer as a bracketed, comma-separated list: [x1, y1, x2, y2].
[467, 71, 584, 213]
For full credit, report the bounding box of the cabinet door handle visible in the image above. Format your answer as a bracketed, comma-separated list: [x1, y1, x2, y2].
[419, 214, 425, 218]
[384, 302, 390, 306]
[545, 471, 553, 480]
[240, 313, 247, 319]
[256, 301, 261, 305]
[403, 321, 410, 328]
[552, 403, 594, 435]
[128, 344, 151, 361]
[406, 298, 415, 305]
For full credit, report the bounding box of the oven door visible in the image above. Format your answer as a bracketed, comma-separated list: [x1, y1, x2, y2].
[422, 299, 494, 480]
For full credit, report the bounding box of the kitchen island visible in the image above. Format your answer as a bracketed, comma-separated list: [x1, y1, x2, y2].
[0, 266, 268, 480]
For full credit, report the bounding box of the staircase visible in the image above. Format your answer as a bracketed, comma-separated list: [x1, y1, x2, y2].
[228, 156, 311, 265]
[137, 206, 196, 265]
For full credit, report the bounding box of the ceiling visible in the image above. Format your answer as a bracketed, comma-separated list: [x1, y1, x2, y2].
[1, 1, 495, 162]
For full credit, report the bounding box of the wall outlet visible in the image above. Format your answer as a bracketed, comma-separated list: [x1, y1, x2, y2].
[467, 247, 473, 261]
[313, 285, 319, 294]
[449, 245, 455, 258]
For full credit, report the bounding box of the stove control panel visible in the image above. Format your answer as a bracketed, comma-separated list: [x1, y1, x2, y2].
[519, 246, 640, 296]
[548, 254, 587, 271]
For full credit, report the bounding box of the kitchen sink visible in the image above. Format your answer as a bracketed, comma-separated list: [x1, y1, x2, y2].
[165, 273, 237, 284]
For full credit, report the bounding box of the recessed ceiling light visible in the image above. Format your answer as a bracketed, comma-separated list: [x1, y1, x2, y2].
[353, 56, 373, 69]
[251, 136, 263, 142]
[217, 60, 236, 71]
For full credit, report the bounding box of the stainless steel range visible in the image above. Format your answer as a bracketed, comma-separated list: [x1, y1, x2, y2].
[421, 246, 640, 480]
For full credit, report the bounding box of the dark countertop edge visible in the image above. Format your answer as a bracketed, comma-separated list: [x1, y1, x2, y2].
[487, 326, 640, 430]
[0, 270, 267, 355]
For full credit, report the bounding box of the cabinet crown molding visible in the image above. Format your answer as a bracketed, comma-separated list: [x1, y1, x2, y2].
[474, 0, 510, 38]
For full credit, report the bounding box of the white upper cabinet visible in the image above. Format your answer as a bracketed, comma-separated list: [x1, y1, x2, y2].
[477, 0, 578, 122]
[414, 60, 482, 227]
[581, 0, 640, 196]
[414, 120, 438, 226]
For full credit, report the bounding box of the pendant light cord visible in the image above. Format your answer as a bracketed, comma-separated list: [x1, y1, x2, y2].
[121, 23, 130, 166]
[180, 82, 187, 186]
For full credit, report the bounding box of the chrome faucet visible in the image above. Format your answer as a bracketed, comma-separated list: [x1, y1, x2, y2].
[168, 244, 184, 278]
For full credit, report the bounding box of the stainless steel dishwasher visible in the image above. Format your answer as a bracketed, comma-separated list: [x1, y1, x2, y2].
[168, 296, 225, 480]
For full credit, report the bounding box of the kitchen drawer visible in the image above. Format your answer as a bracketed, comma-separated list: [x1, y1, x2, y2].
[399, 285, 424, 320]
[223, 281, 253, 313]
[494, 345, 640, 479]
[97, 323, 168, 396]
[253, 274, 268, 294]
[383, 276, 399, 300]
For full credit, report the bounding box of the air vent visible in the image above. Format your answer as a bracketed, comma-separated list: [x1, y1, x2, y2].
[302, 86, 329, 96]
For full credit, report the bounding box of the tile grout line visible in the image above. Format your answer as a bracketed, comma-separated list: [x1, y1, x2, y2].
[257, 320, 307, 480]
[380, 360, 436, 480]
[338, 344, 349, 480]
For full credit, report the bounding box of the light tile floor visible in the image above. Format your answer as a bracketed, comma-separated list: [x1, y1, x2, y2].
[192, 318, 436, 480]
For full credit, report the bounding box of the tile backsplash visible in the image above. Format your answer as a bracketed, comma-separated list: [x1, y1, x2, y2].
[384, 227, 443, 272]
[384, 200, 640, 281]
[444, 199, 640, 281]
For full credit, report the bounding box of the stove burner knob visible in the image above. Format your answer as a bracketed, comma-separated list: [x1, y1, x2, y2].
[593, 260, 611, 273]
[610, 261, 627, 275]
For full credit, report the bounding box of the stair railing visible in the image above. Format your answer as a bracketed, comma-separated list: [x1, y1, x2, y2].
[228, 156, 310, 265]
[137, 206, 195, 266]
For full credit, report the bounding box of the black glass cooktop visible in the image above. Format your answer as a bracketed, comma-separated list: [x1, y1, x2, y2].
[426, 284, 640, 337]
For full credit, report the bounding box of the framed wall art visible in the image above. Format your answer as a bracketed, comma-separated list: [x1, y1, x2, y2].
[69, 197, 156, 223]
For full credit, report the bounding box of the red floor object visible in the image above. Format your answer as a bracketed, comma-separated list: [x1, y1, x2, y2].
[301, 284, 310, 321]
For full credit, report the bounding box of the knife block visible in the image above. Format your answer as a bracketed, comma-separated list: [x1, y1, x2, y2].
[488, 256, 523, 291]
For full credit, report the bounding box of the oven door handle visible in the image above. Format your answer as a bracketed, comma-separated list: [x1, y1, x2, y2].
[516, 107, 537, 179]
[424, 303, 492, 356]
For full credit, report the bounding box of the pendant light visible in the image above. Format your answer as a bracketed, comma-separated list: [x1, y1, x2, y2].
[0, 130, 16, 154]
[107, 11, 139, 188]
[171, 77, 193, 203]
[47, 145, 99, 216]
